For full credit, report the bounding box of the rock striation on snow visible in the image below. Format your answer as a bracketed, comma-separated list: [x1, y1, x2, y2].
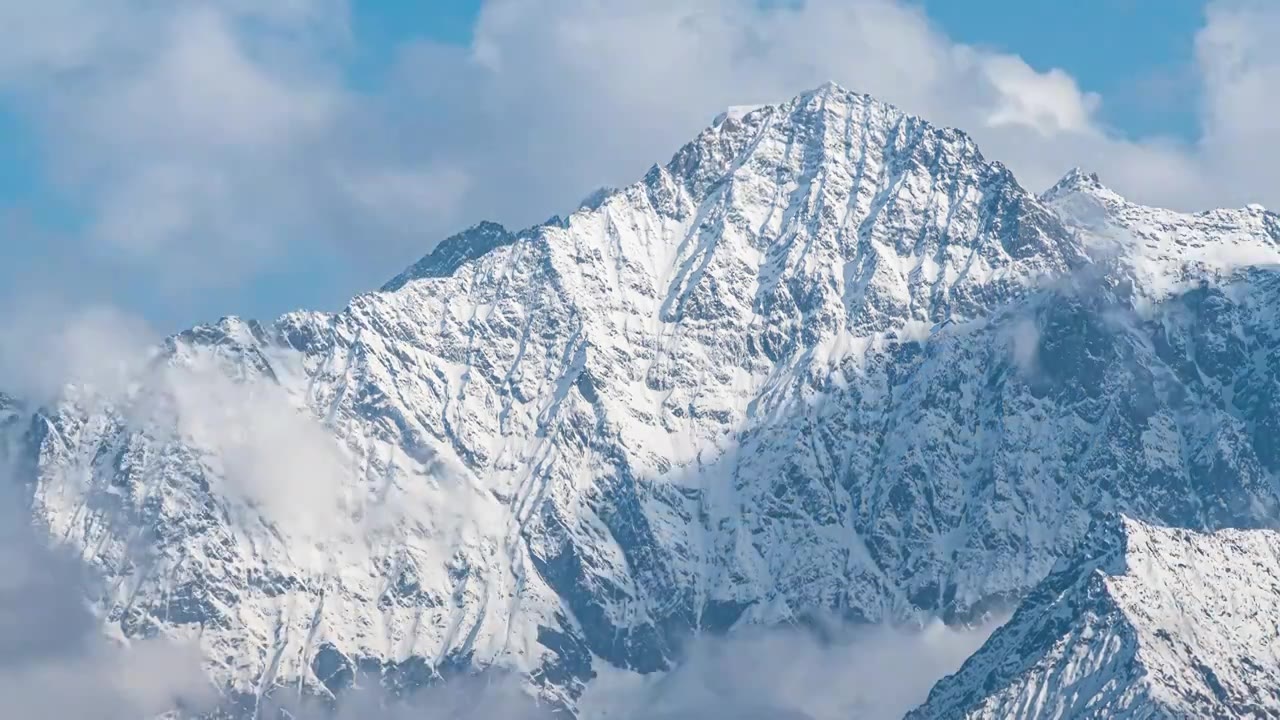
[910, 517, 1280, 719]
[5, 82, 1280, 714]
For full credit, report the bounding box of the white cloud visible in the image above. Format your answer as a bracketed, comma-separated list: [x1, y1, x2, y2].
[2, 0, 1278, 318]
[1192, 0, 1280, 202]
[0, 302, 157, 405]
[1008, 317, 1042, 375]
[157, 361, 352, 539]
[341, 165, 474, 231]
[98, 7, 337, 152]
[0, 0, 460, 294]
[388, 0, 1280, 235]
[0, 455, 215, 719]
[981, 56, 1100, 136]
[231, 615, 1002, 719]
[974, 0, 1280, 210]
[0, 634, 215, 720]
[375, 0, 1249, 242]
[1198, 1, 1279, 144]
[266, 672, 558, 719]
[0, 302, 351, 539]
[386, 0, 993, 227]
[577, 617, 1003, 720]
[2, 0, 1123, 281]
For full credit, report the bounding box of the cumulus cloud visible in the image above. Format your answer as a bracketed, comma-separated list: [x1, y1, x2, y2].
[364, 0, 1280, 248]
[980, 56, 1100, 136]
[3, 0, 1280, 321]
[385, 0, 1071, 228]
[0, 0, 456, 298]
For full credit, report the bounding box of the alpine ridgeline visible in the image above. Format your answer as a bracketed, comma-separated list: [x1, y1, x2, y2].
[910, 517, 1280, 718]
[7, 83, 1280, 715]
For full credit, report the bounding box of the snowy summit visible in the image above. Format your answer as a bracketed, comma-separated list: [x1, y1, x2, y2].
[7, 83, 1280, 717]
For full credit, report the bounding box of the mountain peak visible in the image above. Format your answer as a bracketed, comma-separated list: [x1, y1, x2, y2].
[794, 81, 897, 117]
[1061, 166, 1100, 187]
[711, 104, 768, 127]
[383, 83, 990, 303]
[576, 186, 617, 212]
[710, 82, 862, 128]
[31, 80, 1280, 716]
[383, 81, 1078, 334]
[381, 220, 515, 291]
[1040, 166, 1116, 202]
[912, 518, 1280, 719]
[808, 79, 849, 97]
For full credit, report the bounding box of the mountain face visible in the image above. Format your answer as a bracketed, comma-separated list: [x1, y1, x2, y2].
[909, 517, 1280, 718]
[7, 82, 1280, 714]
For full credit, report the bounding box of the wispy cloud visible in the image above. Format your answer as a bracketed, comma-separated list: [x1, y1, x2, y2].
[0, 301, 156, 406]
[578, 617, 1003, 720]
[230, 616, 1001, 719]
[1008, 317, 1043, 376]
[0, 304, 351, 539]
[0, 0, 461, 303]
[155, 360, 353, 539]
[264, 672, 559, 719]
[0, 454, 215, 718]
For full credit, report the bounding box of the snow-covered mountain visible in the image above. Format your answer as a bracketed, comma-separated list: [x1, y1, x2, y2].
[909, 517, 1280, 718]
[6, 82, 1280, 715]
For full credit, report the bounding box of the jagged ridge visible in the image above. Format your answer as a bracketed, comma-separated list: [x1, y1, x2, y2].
[910, 517, 1280, 718]
[8, 83, 1280, 714]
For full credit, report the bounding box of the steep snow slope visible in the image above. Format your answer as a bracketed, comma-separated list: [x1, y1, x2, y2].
[10, 83, 1280, 712]
[1043, 167, 1280, 303]
[910, 517, 1280, 719]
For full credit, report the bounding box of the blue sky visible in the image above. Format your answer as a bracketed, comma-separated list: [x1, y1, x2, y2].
[921, 0, 1206, 139]
[344, 0, 1206, 137]
[4, 0, 1274, 335]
